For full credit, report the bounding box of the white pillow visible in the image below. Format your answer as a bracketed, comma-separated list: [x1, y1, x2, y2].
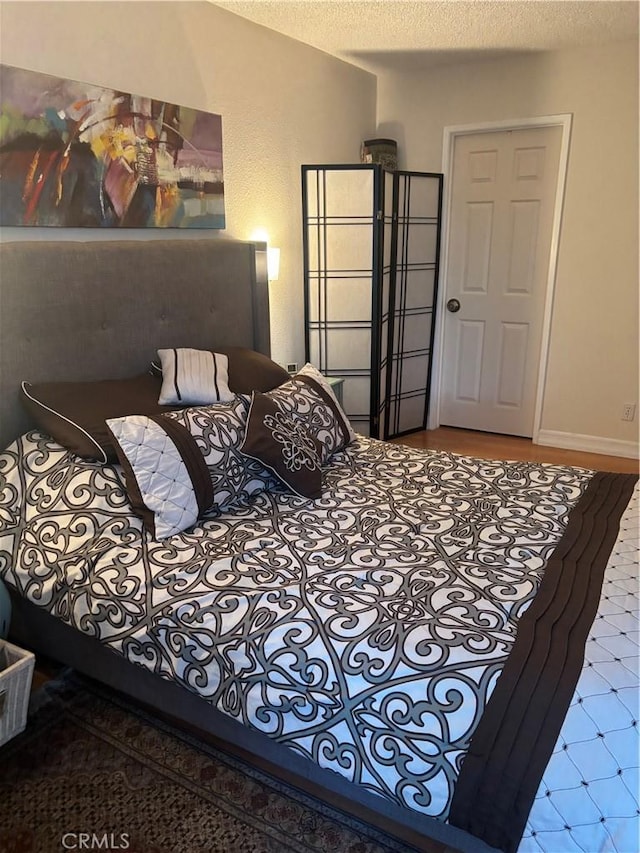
[157, 348, 234, 405]
[106, 414, 214, 539]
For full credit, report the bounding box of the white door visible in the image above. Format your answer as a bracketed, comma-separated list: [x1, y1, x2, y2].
[440, 126, 563, 436]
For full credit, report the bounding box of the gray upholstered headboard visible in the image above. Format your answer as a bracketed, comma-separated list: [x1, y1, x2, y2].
[0, 238, 270, 449]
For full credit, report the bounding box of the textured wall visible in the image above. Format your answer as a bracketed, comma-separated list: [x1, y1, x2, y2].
[3, 3, 636, 449]
[0, 1, 376, 368]
[377, 41, 639, 447]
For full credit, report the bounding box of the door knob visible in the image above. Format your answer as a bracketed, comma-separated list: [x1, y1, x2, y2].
[447, 298, 461, 313]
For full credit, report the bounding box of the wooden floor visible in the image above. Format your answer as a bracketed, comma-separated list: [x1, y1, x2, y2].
[393, 426, 639, 474]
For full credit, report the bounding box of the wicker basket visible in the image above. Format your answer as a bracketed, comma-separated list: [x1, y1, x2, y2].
[0, 640, 35, 747]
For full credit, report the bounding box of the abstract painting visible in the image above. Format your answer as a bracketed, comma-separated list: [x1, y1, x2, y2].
[0, 65, 225, 228]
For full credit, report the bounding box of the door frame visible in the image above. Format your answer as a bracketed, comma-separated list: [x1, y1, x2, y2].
[428, 114, 573, 441]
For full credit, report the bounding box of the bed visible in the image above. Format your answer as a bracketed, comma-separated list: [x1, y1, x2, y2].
[0, 239, 637, 853]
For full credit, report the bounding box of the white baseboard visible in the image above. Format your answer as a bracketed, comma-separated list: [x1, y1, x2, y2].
[536, 429, 639, 460]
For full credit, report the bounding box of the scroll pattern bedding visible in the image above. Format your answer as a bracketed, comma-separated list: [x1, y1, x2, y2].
[0, 431, 637, 852]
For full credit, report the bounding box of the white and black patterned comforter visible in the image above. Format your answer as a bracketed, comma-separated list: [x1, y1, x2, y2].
[0, 431, 637, 852]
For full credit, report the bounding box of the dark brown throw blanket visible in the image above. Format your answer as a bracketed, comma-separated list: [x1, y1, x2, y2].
[449, 471, 638, 852]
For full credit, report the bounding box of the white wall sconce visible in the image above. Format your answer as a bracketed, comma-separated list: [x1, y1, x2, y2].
[267, 246, 280, 282]
[251, 228, 280, 282]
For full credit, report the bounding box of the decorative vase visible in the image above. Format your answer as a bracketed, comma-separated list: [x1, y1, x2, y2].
[360, 138, 398, 171]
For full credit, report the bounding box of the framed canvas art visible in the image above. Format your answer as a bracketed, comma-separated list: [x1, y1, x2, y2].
[0, 65, 225, 228]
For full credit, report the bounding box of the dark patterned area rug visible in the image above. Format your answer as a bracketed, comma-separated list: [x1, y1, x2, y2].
[0, 673, 418, 853]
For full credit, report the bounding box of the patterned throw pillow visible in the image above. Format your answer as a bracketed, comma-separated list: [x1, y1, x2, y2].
[108, 399, 275, 539]
[157, 348, 234, 405]
[106, 414, 214, 539]
[241, 392, 322, 499]
[265, 363, 354, 463]
[163, 398, 274, 514]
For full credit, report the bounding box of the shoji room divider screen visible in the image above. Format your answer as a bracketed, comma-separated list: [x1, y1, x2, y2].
[302, 164, 443, 439]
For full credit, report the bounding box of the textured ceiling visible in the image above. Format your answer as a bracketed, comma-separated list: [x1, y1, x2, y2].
[212, 0, 639, 72]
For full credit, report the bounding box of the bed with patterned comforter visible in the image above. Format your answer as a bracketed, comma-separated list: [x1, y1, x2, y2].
[0, 421, 637, 853]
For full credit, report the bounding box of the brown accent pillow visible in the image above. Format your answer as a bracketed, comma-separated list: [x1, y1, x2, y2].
[20, 374, 177, 463]
[264, 364, 354, 463]
[151, 347, 289, 394]
[222, 347, 290, 393]
[240, 392, 323, 500]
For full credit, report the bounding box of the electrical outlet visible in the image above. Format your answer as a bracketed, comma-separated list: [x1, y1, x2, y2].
[622, 403, 636, 422]
[286, 362, 298, 374]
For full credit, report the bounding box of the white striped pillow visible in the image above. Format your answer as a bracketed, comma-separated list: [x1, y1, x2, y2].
[157, 348, 234, 405]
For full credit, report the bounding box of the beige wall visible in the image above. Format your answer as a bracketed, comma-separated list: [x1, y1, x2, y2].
[377, 41, 639, 447]
[0, 1, 376, 368]
[2, 4, 637, 449]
